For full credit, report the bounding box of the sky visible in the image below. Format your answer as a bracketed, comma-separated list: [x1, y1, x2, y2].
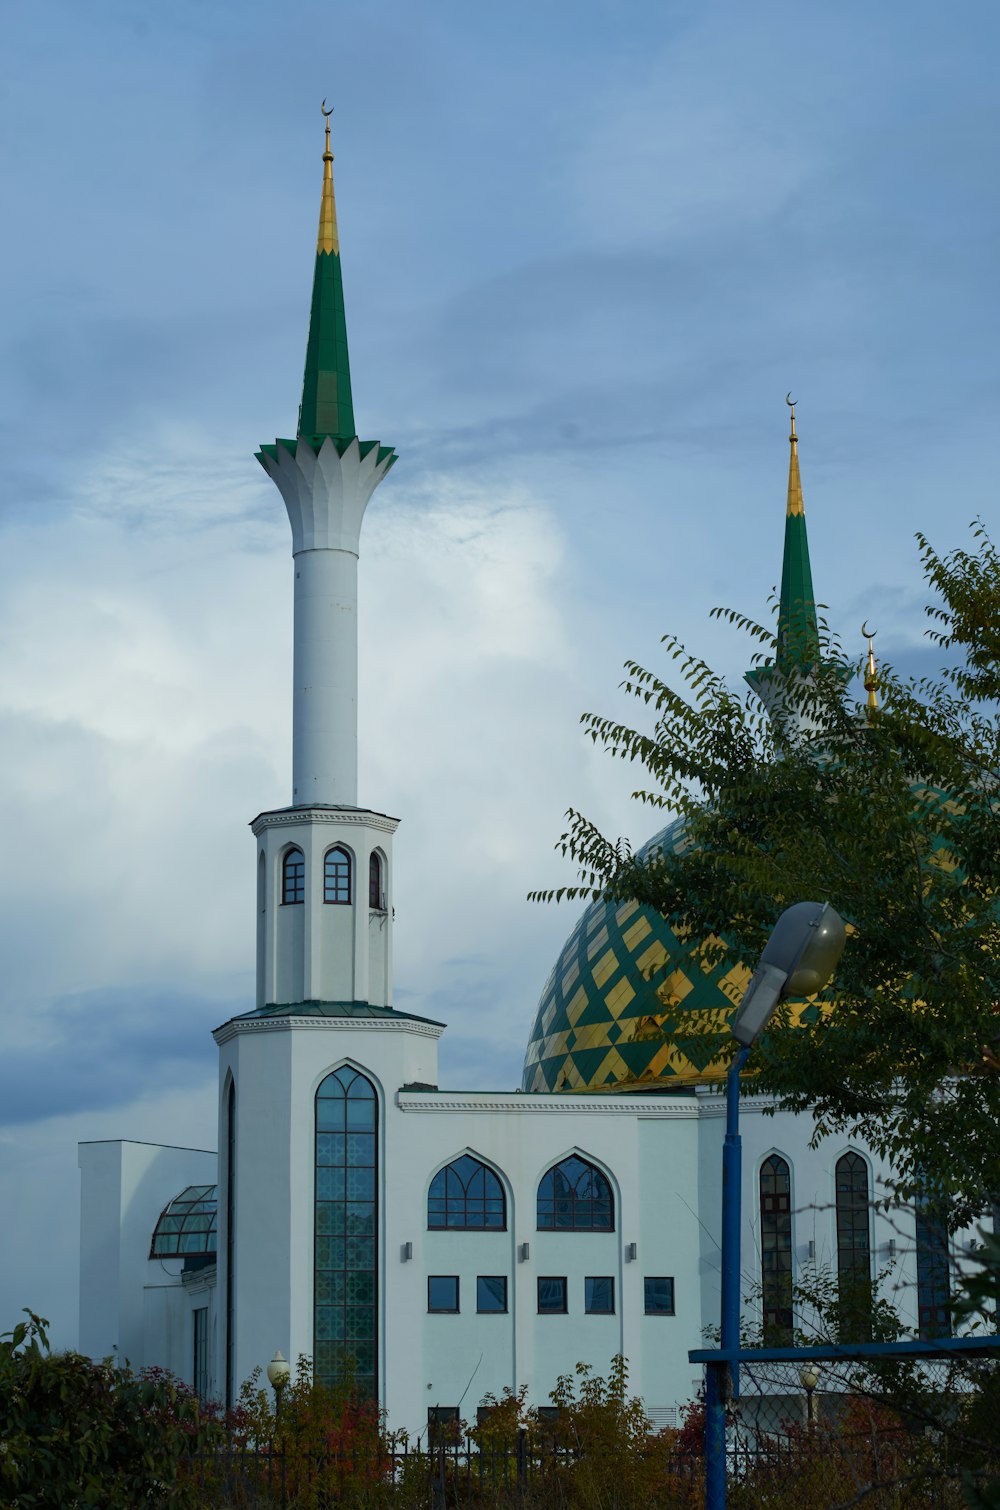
[1, 0, 997, 1348]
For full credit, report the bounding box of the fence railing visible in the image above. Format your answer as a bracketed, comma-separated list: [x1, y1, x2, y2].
[690, 1334, 1000, 1509]
[183, 1432, 702, 1509]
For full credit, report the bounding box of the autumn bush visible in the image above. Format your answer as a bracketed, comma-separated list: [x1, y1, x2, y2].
[0, 1310, 223, 1509]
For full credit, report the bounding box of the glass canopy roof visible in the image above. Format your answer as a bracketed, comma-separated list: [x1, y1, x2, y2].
[149, 1184, 218, 1259]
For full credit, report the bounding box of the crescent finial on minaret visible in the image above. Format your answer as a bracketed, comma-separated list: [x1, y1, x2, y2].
[862, 622, 879, 714]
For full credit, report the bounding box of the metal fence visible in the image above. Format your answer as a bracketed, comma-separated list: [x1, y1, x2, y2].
[183, 1433, 702, 1509]
[692, 1335, 1000, 1509]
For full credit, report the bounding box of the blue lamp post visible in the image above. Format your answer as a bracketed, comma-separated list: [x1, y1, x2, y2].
[704, 901, 847, 1510]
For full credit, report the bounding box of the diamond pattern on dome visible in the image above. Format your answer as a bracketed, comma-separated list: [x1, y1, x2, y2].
[522, 817, 753, 1093]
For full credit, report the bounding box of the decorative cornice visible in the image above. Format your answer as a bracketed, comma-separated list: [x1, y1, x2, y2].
[182, 1265, 218, 1294]
[255, 436, 395, 554]
[250, 805, 400, 837]
[396, 1092, 699, 1117]
[694, 1093, 786, 1117]
[214, 1015, 444, 1046]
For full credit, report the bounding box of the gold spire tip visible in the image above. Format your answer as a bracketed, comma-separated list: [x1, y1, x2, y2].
[784, 393, 804, 515]
[316, 99, 339, 254]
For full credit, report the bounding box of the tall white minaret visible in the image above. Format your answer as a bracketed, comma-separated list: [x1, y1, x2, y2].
[251, 106, 399, 1010]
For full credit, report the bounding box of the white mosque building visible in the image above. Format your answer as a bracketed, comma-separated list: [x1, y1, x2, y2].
[77, 116, 952, 1438]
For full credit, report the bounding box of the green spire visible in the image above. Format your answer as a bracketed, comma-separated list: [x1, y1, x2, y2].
[297, 105, 355, 440]
[745, 398, 821, 703]
[774, 397, 819, 671]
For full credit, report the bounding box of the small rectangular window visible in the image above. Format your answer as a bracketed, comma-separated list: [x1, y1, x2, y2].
[644, 1276, 675, 1315]
[428, 1275, 459, 1313]
[585, 1276, 615, 1314]
[477, 1276, 508, 1313]
[537, 1276, 567, 1314]
[427, 1406, 461, 1447]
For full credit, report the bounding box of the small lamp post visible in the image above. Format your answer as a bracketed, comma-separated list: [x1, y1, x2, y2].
[799, 1362, 821, 1429]
[705, 901, 847, 1510]
[267, 1349, 291, 1426]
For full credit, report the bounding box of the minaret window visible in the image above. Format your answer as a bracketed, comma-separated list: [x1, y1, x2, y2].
[324, 846, 351, 904]
[536, 1155, 614, 1232]
[369, 852, 384, 911]
[428, 1155, 506, 1230]
[282, 848, 305, 905]
[760, 1154, 793, 1341]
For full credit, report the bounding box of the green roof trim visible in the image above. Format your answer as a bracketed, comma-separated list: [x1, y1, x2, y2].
[222, 999, 445, 1028]
[253, 436, 398, 473]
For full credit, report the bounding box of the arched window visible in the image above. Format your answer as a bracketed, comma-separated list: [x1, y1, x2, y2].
[324, 847, 351, 905]
[282, 847, 305, 905]
[915, 1194, 951, 1340]
[369, 852, 384, 911]
[760, 1154, 792, 1341]
[537, 1155, 614, 1231]
[428, 1155, 506, 1230]
[315, 1066, 378, 1399]
[836, 1152, 872, 1336]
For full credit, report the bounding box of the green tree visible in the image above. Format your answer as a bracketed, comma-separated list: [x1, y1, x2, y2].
[535, 524, 1000, 1226]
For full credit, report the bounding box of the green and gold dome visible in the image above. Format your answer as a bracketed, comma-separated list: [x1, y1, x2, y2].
[521, 817, 753, 1092]
[523, 399, 833, 1095]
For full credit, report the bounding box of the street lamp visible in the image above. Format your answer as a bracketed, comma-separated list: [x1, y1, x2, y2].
[705, 901, 847, 1510]
[267, 1349, 291, 1426]
[799, 1361, 821, 1428]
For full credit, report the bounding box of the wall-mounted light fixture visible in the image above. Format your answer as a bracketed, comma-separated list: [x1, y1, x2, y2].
[402, 1242, 413, 1262]
[625, 1242, 637, 1262]
[518, 1242, 530, 1262]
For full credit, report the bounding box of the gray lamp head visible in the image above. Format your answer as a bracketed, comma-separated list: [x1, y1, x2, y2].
[760, 901, 847, 998]
[732, 901, 847, 1047]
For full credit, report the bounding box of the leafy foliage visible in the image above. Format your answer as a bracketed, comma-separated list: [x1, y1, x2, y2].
[0, 1310, 222, 1509]
[532, 524, 1000, 1223]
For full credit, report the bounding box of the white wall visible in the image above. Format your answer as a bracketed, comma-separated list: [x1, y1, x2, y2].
[78, 1139, 216, 1369]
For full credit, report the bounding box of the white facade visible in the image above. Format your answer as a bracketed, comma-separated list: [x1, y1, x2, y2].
[77, 1071, 933, 1430]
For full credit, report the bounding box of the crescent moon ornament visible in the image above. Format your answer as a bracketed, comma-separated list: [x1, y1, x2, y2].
[861, 621, 877, 641]
[321, 99, 333, 118]
[786, 392, 796, 408]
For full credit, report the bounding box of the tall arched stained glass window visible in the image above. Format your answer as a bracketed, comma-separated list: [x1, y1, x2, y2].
[315, 1067, 378, 1399]
[836, 1152, 872, 1337]
[537, 1155, 614, 1231]
[760, 1154, 792, 1342]
[428, 1155, 506, 1230]
[915, 1195, 951, 1340]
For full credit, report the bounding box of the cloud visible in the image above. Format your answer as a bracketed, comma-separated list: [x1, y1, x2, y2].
[0, 986, 229, 1127]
